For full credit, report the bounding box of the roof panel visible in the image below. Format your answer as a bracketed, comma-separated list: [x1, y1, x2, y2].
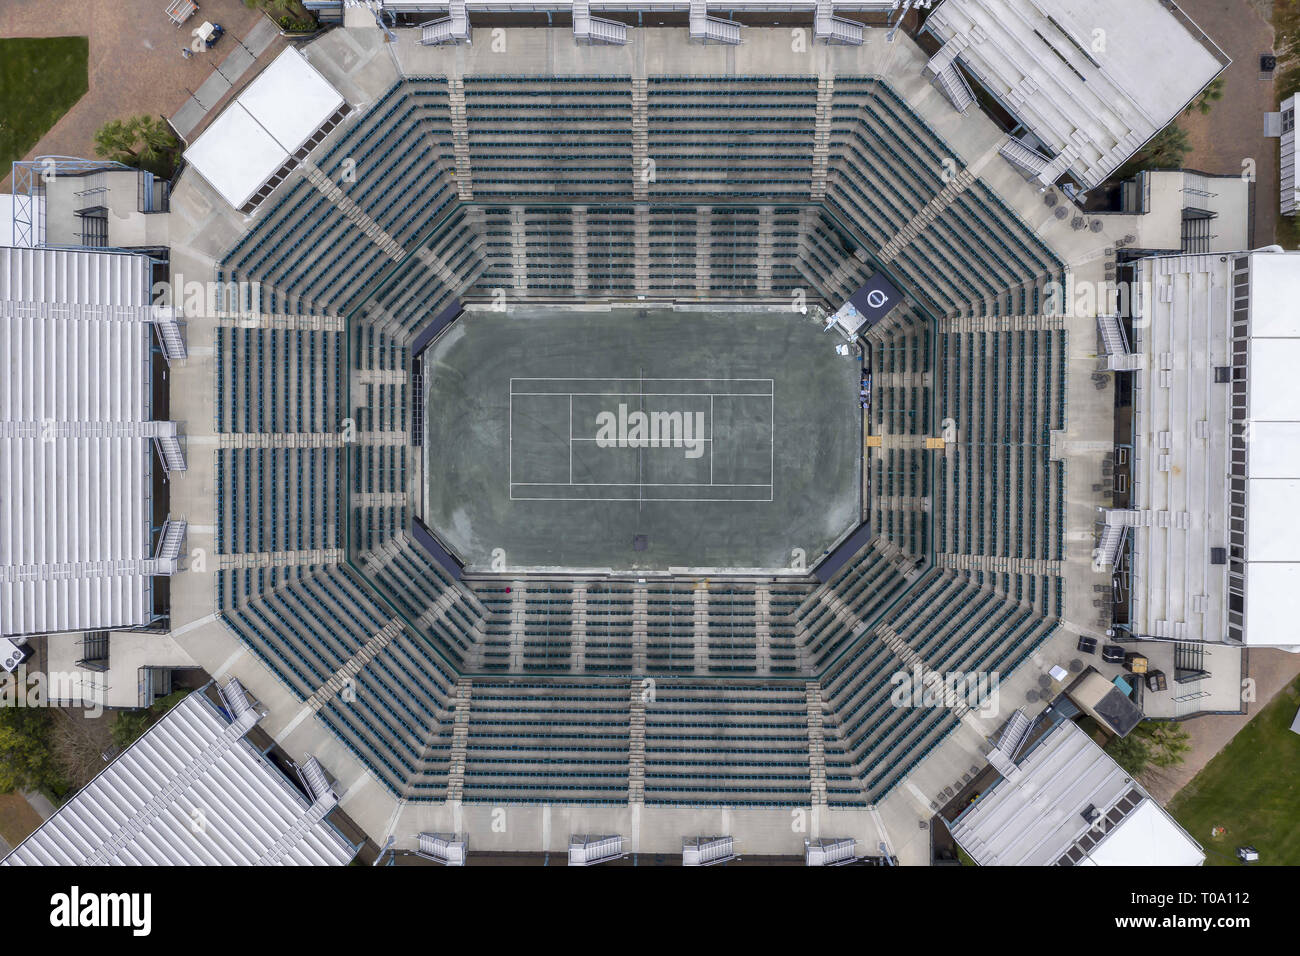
[181, 47, 344, 209]
[239, 47, 345, 156]
[0, 692, 355, 867]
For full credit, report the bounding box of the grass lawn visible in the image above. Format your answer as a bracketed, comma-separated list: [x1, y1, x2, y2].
[0, 36, 89, 170]
[0, 791, 45, 848]
[1167, 675, 1300, 866]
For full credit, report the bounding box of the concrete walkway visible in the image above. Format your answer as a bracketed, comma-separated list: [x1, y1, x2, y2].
[22, 789, 55, 821]
[0, 0, 277, 192]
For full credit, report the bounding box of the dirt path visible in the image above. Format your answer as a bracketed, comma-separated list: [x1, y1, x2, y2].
[0, 0, 271, 192]
[0, 791, 45, 849]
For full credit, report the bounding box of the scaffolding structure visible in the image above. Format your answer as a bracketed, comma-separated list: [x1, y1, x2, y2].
[10, 156, 132, 249]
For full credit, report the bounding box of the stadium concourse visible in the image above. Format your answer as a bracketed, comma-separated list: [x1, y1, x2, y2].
[3, 7, 1237, 864]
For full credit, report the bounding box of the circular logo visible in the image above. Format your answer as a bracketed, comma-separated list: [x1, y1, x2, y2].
[866, 289, 889, 309]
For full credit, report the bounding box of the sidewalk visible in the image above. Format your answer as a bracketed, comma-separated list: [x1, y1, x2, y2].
[22, 789, 55, 820]
[0, 790, 47, 855]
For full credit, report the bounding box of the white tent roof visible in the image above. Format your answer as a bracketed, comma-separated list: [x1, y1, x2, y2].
[1127, 250, 1300, 647]
[0, 246, 156, 637]
[1080, 797, 1207, 867]
[1242, 253, 1300, 646]
[182, 47, 344, 210]
[1, 690, 356, 866]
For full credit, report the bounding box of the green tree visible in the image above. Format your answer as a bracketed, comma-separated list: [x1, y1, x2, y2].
[0, 707, 69, 796]
[92, 118, 137, 163]
[110, 689, 190, 750]
[1115, 123, 1191, 181]
[1145, 721, 1192, 769]
[1105, 721, 1191, 776]
[245, 0, 311, 18]
[1105, 730, 1151, 775]
[92, 115, 178, 176]
[1185, 76, 1225, 115]
[110, 709, 152, 749]
[1140, 124, 1191, 169]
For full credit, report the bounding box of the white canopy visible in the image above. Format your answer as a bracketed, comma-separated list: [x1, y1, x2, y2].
[183, 47, 344, 210]
[1081, 798, 1207, 867]
[1241, 253, 1300, 646]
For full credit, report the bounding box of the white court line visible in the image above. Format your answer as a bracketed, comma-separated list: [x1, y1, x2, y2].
[511, 496, 774, 503]
[568, 436, 714, 442]
[511, 391, 770, 398]
[512, 481, 772, 488]
[506, 377, 769, 385]
[509, 376, 775, 502]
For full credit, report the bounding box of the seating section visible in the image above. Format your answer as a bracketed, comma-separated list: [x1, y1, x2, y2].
[869, 323, 932, 559]
[362, 205, 486, 341]
[646, 76, 819, 200]
[216, 564, 457, 798]
[215, 448, 343, 555]
[468, 579, 815, 677]
[826, 79, 1064, 318]
[827, 78, 945, 250]
[821, 570, 1057, 806]
[795, 212, 874, 305]
[643, 684, 812, 807]
[205, 69, 1072, 808]
[214, 327, 343, 435]
[936, 329, 1067, 572]
[464, 76, 634, 200]
[359, 526, 486, 667]
[219, 79, 460, 317]
[793, 541, 917, 672]
[461, 680, 632, 804]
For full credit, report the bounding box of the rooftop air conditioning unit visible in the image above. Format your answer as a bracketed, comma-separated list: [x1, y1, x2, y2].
[0, 637, 30, 673]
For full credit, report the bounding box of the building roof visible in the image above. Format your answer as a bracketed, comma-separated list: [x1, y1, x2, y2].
[1, 688, 356, 866]
[1077, 797, 1206, 866]
[949, 720, 1204, 866]
[0, 246, 157, 637]
[1124, 251, 1300, 647]
[1124, 253, 1231, 644]
[1240, 252, 1300, 645]
[182, 47, 345, 210]
[1067, 669, 1143, 737]
[924, 0, 1227, 190]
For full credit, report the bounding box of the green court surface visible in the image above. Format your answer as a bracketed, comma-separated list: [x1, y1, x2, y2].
[421, 306, 864, 572]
